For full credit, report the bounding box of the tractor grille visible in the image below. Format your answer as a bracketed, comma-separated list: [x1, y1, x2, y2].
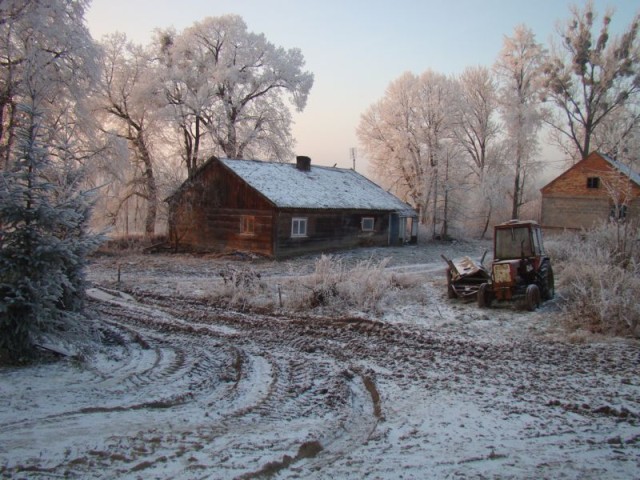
[493, 263, 513, 285]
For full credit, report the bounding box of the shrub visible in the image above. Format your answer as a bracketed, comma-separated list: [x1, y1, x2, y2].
[282, 255, 398, 313]
[208, 254, 419, 315]
[211, 266, 273, 310]
[550, 222, 640, 336]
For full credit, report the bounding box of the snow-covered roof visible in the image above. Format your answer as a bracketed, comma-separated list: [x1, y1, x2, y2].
[219, 158, 417, 215]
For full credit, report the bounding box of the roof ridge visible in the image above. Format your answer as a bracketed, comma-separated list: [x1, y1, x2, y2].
[220, 157, 357, 173]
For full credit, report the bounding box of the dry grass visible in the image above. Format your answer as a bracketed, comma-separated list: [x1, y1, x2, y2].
[548, 222, 640, 337]
[208, 254, 422, 315]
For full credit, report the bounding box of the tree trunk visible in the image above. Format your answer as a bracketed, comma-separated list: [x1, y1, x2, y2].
[512, 141, 522, 220]
[431, 166, 438, 239]
[481, 203, 492, 240]
[133, 132, 157, 238]
[224, 111, 239, 158]
[441, 153, 450, 239]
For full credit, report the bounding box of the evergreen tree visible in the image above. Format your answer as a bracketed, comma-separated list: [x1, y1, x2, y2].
[0, 101, 101, 362]
[0, 0, 101, 363]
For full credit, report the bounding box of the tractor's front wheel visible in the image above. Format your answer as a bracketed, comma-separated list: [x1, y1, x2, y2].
[525, 284, 541, 311]
[478, 283, 492, 308]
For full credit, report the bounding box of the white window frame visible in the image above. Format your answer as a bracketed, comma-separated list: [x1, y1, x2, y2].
[240, 215, 255, 235]
[361, 217, 375, 232]
[291, 217, 308, 237]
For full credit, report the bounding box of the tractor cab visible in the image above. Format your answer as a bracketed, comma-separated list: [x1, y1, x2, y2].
[478, 220, 554, 311]
[494, 220, 545, 261]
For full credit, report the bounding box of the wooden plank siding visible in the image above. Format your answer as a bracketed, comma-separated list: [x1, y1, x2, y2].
[167, 157, 418, 258]
[274, 210, 390, 258]
[168, 160, 275, 255]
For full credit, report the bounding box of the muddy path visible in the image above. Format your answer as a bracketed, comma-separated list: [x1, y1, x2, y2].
[1, 245, 640, 479]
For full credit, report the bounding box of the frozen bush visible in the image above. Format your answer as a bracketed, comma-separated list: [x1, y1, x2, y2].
[208, 254, 421, 315]
[336, 257, 392, 311]
[283, 255, 397, 313]
[211, 266, 273, 310]
[552, 222, 640, 336]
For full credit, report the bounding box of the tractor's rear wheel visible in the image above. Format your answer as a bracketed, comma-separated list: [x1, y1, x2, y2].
[525, 284, 541, 311]
[539, 262, 555, 300]
[478, 283, 492, 308]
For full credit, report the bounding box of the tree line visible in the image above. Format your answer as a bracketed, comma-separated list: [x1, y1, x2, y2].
[96, 15, 313, 238]
[358, 2, 640, 238]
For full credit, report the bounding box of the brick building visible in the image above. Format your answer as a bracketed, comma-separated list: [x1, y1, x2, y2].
[540, 151, 640, 232]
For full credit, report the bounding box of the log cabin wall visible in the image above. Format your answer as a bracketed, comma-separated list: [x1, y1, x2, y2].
[274, 210, 390, 258]
[168, 161, 275, 255]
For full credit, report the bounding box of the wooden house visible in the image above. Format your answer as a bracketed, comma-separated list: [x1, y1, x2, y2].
[166, 156, 418, 258]
[540, 151, 640, 232]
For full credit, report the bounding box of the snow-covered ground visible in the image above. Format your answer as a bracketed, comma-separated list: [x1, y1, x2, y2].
[1, 240, 639, 479]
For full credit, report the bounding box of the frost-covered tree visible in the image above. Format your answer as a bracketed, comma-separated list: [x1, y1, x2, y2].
[453, 66, 501, 180]
[0, 0, 101, 362]
[414, 71, 459, 237]
[358, 70, 459, 235]
[541, 2, 640, 161]
[1, 104, 100, 361]
[452, 66, 502, 237]
[0, 0, 98, 170]
[358, 73, 424, 212]
[494, 25, 545, 219]
[591, 101, 640, 167]
[156, 15, 314, 176]
[97, 33, 160, 237]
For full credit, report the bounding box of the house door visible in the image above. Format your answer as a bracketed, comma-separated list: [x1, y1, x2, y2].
[389, 214, 400, 245]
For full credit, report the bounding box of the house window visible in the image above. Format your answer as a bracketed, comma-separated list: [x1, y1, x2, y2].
[361, 217, 375, 232]
[587, 177, 600, 189]
[240, 215, 255, 235]
[610, 204, 628, 221]
[291, 217, 307, 237]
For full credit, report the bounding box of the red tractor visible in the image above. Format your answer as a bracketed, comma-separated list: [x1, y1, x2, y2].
[477, 220, 554, 311]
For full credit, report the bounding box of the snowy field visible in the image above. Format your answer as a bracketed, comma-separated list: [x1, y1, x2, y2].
[1, 240, 639, 479]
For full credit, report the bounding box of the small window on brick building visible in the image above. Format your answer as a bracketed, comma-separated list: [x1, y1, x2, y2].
[587, 177, 600, 189]
[240, 215, 255, 235]
[610, 204, 627, 221]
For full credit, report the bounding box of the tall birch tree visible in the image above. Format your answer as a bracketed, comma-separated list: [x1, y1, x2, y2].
[358, 70, 458, 233]
[495, 25, 545, 219]
[97, 33, 159, 237]
[453, 66, 502, 237]
[358, 73, 427, 216]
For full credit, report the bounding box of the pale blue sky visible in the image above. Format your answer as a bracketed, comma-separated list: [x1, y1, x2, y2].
[86, 0, 639, 172]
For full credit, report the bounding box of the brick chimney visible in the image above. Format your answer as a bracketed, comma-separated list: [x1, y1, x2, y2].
[296, 155, 311, 171]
